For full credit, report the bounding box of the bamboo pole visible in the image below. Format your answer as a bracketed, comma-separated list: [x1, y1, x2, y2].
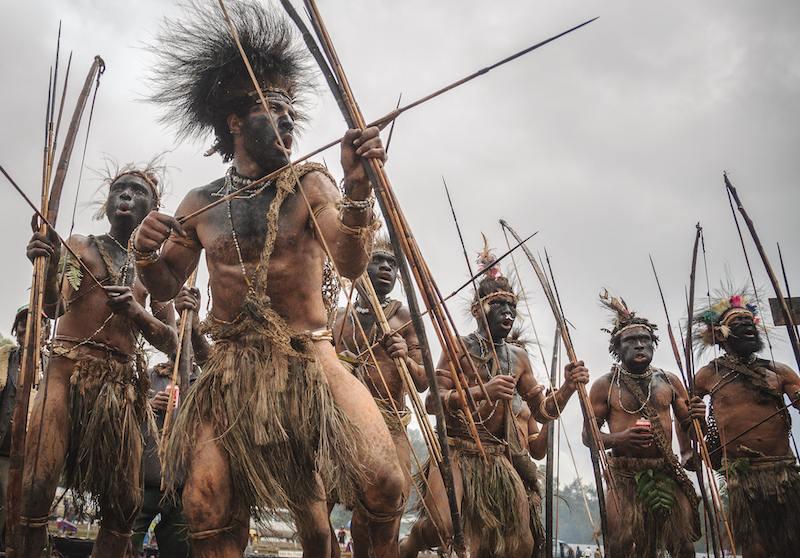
[5, 55, 104, 558]
[545, 327, 560, 558]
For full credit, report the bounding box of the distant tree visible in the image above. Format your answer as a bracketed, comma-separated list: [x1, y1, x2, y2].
[553, 478, 600, 546]
[0, 334, 12, 347]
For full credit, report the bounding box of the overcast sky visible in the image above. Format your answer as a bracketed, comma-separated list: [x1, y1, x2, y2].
[2, 0, 799, 489]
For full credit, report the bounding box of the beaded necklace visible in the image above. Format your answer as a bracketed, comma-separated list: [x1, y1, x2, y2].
[212, 166, 273, 199]
[470, 332, 513, 445]
[613, 364, 654, 414]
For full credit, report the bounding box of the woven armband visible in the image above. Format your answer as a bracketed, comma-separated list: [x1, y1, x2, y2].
[538, 396, 559, 423]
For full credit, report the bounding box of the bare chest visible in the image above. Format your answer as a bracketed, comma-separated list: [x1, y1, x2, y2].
[197, 191, 308, 269]
[608, 373, 675, 416]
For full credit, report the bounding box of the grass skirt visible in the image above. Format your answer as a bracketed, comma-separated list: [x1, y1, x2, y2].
[607, 455, 695, 557]
[166, 310, 365, 519]
[61, 349, 149, 522]
[415, 435, 528, 558]
[726, 455, 800, 556]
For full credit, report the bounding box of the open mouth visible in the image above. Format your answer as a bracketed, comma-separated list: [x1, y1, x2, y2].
[377, 272, 392, 283]
[501, 316, 514, 329]
[279, 134, 293, 154]
[117, 203, 131, 215]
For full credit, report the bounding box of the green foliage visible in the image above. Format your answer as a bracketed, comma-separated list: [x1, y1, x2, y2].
[717, 457, 750, 478]
[634, 468, 677, 512]
[0, 335, 12, 347]
[58, 253, 83, 291]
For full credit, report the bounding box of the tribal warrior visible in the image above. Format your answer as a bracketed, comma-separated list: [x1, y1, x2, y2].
[136, 2, 403, 557]
[585, 292, 703, 558]
[332, 237, 426, 550]
[24, 162, 178, 558]
[0, 306, 50, 551]
[400, 269, 589, 558]
[693, 290, 800, 558]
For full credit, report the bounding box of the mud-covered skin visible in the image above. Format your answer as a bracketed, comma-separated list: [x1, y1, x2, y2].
[134, 94, 404, 557]
[22, 174, 177, 558]
[331, 250, 425, 557]
[400, 288, 587, 557]
[585, 326, 703, 558]
[694, 313, 800, 558]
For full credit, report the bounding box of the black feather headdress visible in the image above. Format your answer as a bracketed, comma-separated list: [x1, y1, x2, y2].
[147, 0, 315, 159]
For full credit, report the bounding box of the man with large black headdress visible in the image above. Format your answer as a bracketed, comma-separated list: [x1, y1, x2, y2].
[135, 1, 403, 556]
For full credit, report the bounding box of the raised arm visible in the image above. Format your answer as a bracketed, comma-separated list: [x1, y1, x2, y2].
[307, 127, 386, 279]
[534, 360, 589, 424]
[133, 193, 204, 301]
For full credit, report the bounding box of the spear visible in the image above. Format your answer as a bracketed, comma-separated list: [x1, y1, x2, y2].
[684, 224, 701, 395]
[174, 15, 597, 226]
[5, 54, 104, 558]
[500, 219, 613, 555]
[725, 173, 800, 369]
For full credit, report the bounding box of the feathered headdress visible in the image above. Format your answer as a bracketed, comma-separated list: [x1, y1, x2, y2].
[692, 285, 761, 350]
[475, 233, 500, 279]
[147, 0, 315, 160]
[371, 234, 394, 257]
[91, 155, 169, 220]
[599, 288, 659, 360]
[472, 235, 518, 307]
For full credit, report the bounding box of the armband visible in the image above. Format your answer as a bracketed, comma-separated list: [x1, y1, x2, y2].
[538, 396, 559, 423]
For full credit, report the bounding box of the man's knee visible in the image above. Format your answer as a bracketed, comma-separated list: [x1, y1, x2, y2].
[363, 461, 404, 514]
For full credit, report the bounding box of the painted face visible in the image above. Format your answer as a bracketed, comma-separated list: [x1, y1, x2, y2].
[241, 94, 296, 172]
[14, 313, 50, 346]
[367, 252, 398, 297]
[618, 326, 654, 371]
[724, 313, 763, 356]
[477, 292, 517, 342]
[106, 174, 157, 227]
